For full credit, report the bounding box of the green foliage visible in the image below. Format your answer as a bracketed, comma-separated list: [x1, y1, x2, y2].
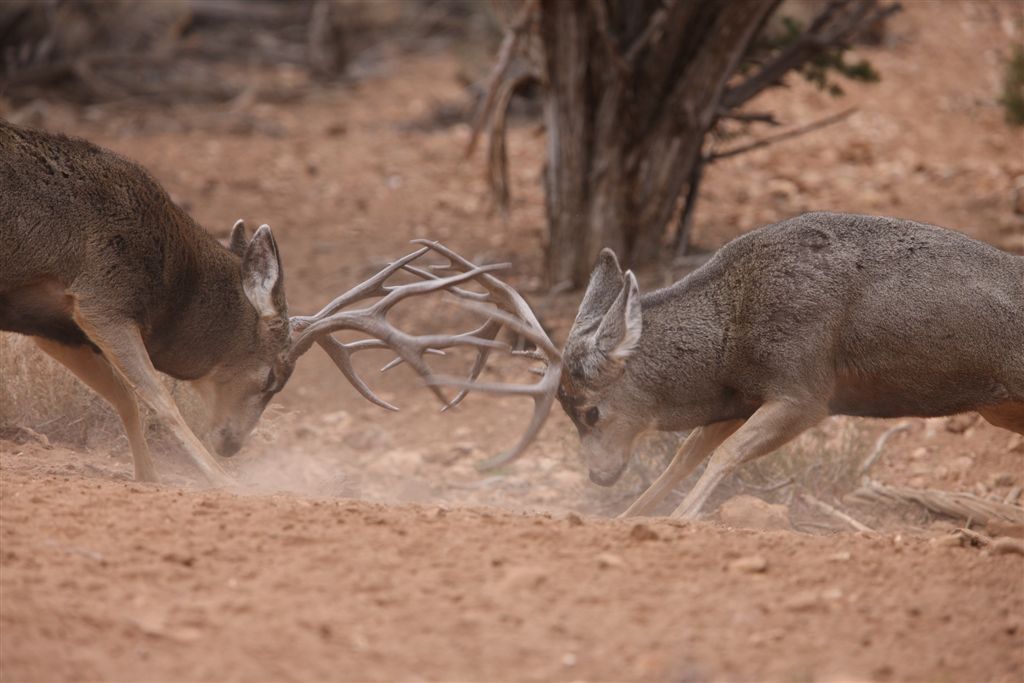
[758, 14, 881, 98]
[1001, 45, 1024, 126]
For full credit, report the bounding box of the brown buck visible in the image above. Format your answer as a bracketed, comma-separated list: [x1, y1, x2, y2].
[556, 213, 1024, 518]
[0, 120, 558, 485]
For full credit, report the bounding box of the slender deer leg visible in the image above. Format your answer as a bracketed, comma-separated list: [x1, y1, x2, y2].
[979, 402, 1024, 435]
[72, 313, 232, 486]
[670, 400, 825, 520]
[34, 338, 158, 482]
[619, 419, 744, 518]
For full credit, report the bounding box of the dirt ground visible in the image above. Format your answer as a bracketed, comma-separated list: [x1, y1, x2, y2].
[2, 2, 1023, 682]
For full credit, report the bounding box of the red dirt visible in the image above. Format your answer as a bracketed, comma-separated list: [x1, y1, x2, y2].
[2, 2, 1023, 682]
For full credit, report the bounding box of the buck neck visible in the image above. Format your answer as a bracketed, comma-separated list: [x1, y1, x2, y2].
[140, 215, 259, 381]
[626, 262, 754, 430]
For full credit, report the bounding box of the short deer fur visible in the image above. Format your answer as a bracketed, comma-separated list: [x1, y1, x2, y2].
[557, 213, 1024, 518]
[0, 120, 293, 485]
[1, 121, 560, 484]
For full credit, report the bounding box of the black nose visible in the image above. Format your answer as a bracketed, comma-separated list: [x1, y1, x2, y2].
[217, 435, 243, 457]
[589, 468, 621, 487]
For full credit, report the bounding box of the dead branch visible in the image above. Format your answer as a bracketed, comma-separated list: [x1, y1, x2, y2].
[1005, 486, 1022, 506]
[485, 73, 536, 214]
[706, 107, 856, 162]
[717, 109, 781, 126]
[852, 478, 1024, 526]
[624, 0, 674, 64]
[858, 422, 912, 476]
[800, 492, 874, 532]
[722, 0, 902, 110]
[466, 0, 538, 158]
[588, 0, 628, 76]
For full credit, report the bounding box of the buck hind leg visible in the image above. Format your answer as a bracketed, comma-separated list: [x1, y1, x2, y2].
[979, 402, 1024, 436]
[619, 420, 743, 518]
[670, 400, 826, 520]
[70, 311, 232, 486]
[34, 337, 158, 482]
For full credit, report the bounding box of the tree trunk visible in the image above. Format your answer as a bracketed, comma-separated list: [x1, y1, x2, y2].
[538, 0, 780, 287]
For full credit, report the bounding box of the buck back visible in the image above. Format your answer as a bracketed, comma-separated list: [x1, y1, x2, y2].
[0, 120, 257, 378]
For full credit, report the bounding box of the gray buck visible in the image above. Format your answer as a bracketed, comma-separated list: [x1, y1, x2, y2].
[0, 120, 558, 485]
[556, 212, 1024, 518]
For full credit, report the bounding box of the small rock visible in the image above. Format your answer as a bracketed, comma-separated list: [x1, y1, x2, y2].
[944, 413, 979, 434]
[985, 521, 1024, 539]
[1009, 434, 1024, 454]
[910, 447, 929, 460]
[596, 553, 626, 569]
[629, 523, 659, 541]
[718, 495, 791, 531]
[784, 589, 824, 611]
[728, 555, 768, 573]
[565, 512, 585, 527]
[827, 551, 852, 562]
[990, 473, 1017, 488]
[561, 653, 577, 667]
[991, 537, 1024, 556]
[950, 455, 974, 473]
[930, 532, 968, 548]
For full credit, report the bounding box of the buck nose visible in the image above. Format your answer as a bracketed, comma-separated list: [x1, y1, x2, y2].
[215, 431, 243, 457]
[588, 466, 625, 487]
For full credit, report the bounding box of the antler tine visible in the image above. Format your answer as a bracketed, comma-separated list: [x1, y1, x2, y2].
[290, 264, 509, 359]
[316, 337, 399, 411]
[313, 246, 431, 320]
[427, 360, 561, 470]
[443, 318, 502, 410]
[290, 239, 560, 466]
[401, 264, 491, 302]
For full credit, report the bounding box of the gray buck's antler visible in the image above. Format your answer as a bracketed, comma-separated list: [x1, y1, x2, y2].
[288, 241, 561, 469]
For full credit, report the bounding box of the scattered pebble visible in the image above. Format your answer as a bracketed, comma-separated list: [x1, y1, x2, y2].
[718, 495, 791, 531]
[596, 552, 626, 569]
[991, 537, 1024, 556]
[565, 512, 584, 527]
[629, 523, 659, 541]
[827, 551, 852, 562]
[728, 555, 768, 573]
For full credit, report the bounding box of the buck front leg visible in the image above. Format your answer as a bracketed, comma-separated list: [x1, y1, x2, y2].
[72, 313, 233, 487]
[34, 338, 157, 482]
[670, 400, 825, 520]
[619, 420, 743, 518]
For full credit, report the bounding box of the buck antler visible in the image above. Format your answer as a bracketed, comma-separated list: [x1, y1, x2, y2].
[288, 241, 561, 468]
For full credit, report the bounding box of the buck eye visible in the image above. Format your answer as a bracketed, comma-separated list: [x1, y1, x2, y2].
[584, 406, 600, 426]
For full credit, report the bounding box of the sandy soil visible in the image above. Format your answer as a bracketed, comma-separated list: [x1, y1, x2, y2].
[2, 2, 1023, 681]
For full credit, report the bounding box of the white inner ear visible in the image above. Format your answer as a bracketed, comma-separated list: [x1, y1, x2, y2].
[609, 271, 642, 361]
[243, 252, 280, 319]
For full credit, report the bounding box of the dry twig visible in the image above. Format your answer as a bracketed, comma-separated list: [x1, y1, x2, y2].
[852, 479, 1024, 526]
[858, 422, 912, 476]
[800, 492, 874, 532]
[707, 107, 857, 162]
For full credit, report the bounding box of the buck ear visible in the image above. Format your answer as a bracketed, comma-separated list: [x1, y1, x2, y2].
[228, 219, 249, 257]
[572, 248, 625, 335]
[242, 224, 287, 320]
[595, 270, 642, 363]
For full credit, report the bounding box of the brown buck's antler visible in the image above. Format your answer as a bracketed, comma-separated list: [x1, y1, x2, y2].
[288, 241, 561, 469]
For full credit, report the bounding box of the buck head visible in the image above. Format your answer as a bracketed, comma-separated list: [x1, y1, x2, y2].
[192, 221, 295, 457]
[558, 249, 648, 486]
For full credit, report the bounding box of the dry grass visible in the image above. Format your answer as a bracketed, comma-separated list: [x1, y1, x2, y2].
[0, 333, 120, 447]
[0, 333, 204, 451]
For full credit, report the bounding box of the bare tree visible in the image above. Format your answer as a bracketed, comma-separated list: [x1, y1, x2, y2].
[474, 0, 899, 288]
